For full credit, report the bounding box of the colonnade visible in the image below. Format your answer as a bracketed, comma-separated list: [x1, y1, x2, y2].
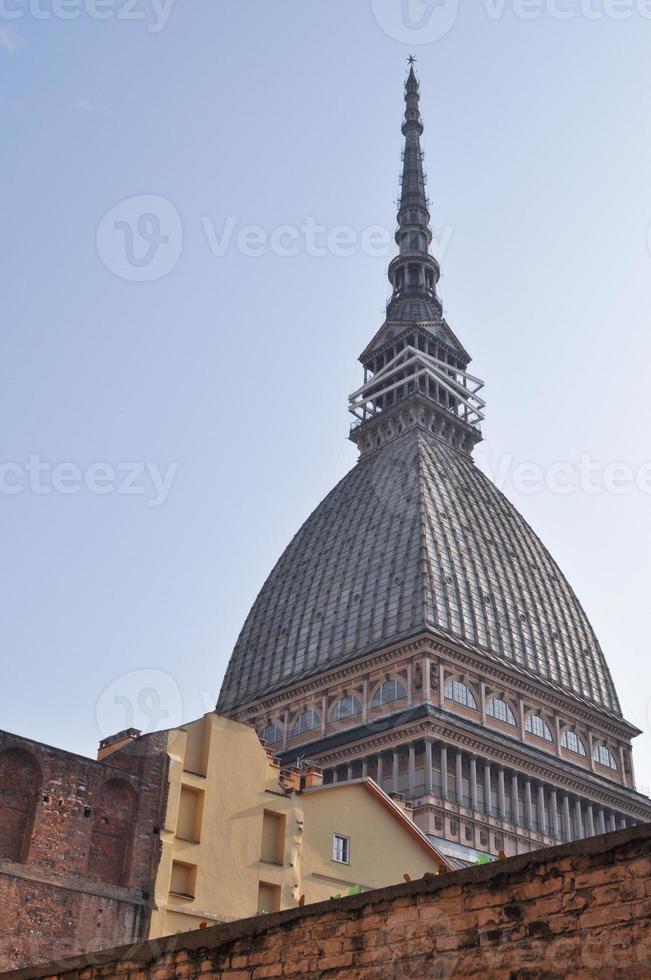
[325, 738, 631, 844]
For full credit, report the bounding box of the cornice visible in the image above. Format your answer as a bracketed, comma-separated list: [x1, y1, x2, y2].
[308, 710, 651, 821]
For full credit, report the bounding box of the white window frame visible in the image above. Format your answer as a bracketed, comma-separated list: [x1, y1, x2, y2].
[332, 833, 350, 864]
[487, 697, 516, 726]
[291, 709, 321, 737]
[260, 722, 283, 746]
[593, 744, 618, 770]
[525, 713, 553, 742]
[331, 695, 362, 723]
[371, 679, 407, 709]
[445, 680, 478, 710]
[561, 729, 587, 757]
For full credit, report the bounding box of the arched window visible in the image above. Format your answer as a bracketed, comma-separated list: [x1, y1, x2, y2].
[561, 730, 587, 757]
[87, 779, 135, 886]
[371, 679, 407, 708]
[291, 709, 321, 737]
[444, 680, 477, 710]
[0, 748, 41, 863]
[331, 696, 362, 723]
[486, 697, 516, 726]
[593, 744, 618, 770]
[260, 722, 283, 746]
[525, 714, 553, 742]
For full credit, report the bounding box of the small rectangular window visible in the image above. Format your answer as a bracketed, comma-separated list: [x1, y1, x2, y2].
[177, 786, 204, 842]
[257, 881, 281, 914]
[261, 810, 286, 865]
[169, 860, 197, 900]
[332, 833, 350, 864]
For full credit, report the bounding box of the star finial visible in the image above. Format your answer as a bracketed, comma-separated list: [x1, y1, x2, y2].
[408, 55, 417, 66]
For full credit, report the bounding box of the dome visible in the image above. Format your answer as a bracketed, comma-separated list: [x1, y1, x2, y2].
[217, 429, 620, 717]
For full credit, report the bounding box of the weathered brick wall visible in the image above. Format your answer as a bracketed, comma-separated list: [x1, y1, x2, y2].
[0, 731, 169, 973]
[3, 822, 650, 980]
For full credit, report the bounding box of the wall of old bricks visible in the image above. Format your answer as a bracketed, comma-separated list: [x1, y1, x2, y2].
[0, 730, 169, 973]
[3, 821, 650, 980]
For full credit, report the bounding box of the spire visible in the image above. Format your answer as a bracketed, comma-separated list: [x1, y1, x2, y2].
[348, 63, 486, 459]
[387, 62, 442, 316]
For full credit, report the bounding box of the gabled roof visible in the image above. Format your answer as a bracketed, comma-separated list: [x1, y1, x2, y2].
[301, 777, 451, 871]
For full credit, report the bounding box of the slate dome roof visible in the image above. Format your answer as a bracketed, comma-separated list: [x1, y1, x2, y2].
[217, 430, 620, 717]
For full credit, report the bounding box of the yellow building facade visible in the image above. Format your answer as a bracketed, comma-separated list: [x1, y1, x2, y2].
[147, 712, 448, 937]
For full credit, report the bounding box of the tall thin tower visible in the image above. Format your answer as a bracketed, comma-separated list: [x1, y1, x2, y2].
[217, 64, 651, 862]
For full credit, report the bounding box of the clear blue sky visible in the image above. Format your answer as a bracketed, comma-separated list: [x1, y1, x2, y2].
[2, 0, 651, 791]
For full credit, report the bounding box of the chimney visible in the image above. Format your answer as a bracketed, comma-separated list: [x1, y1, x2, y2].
[97, 728, 141, 761]
[302, 765, 324, 789]
[278, 767, 301, 792]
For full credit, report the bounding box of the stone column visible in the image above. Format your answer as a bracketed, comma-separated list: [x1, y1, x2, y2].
[498, 769, 506, 821]
[455, 751, 464, 805]
[440, 745, 449, 801]
[422, 654, 431, 702]
[393, 749, 400, 795]
[470, 757, 478, 812]
[537, 785, 547, 836]
[408, 744, 416, 796]
[321, 696, 327, 736]
[598, 809, 606, 835]
[618, 816, 627, 830]
[347, 764, 354, 782]
[332, 768, 339, 784]
[282, 709, 289, 750]
[608, 813, 617, 832]
[524, 779, 533, 830]
[484, 763, 492, 817]
[362, 758, 368, 779]
[586, 805, 595, 838]
[511, 773, 520, 826]
[575, 799, 584, 839]
[424, 739, 433, 796]
[362, 679, 369, 723]
[562, 794, 572, 841]
[550, 790, 560, 839]
[377, 754, 384, 788]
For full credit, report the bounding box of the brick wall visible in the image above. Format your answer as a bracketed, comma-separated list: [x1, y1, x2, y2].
[3, 822, 649, 979]
[0, 730, 169, 973]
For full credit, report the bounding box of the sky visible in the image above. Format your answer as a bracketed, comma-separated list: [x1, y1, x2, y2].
[2, 0, 651, 792]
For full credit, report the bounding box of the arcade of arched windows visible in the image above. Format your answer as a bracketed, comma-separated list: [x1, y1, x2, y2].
[254, 653, 633, 791]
